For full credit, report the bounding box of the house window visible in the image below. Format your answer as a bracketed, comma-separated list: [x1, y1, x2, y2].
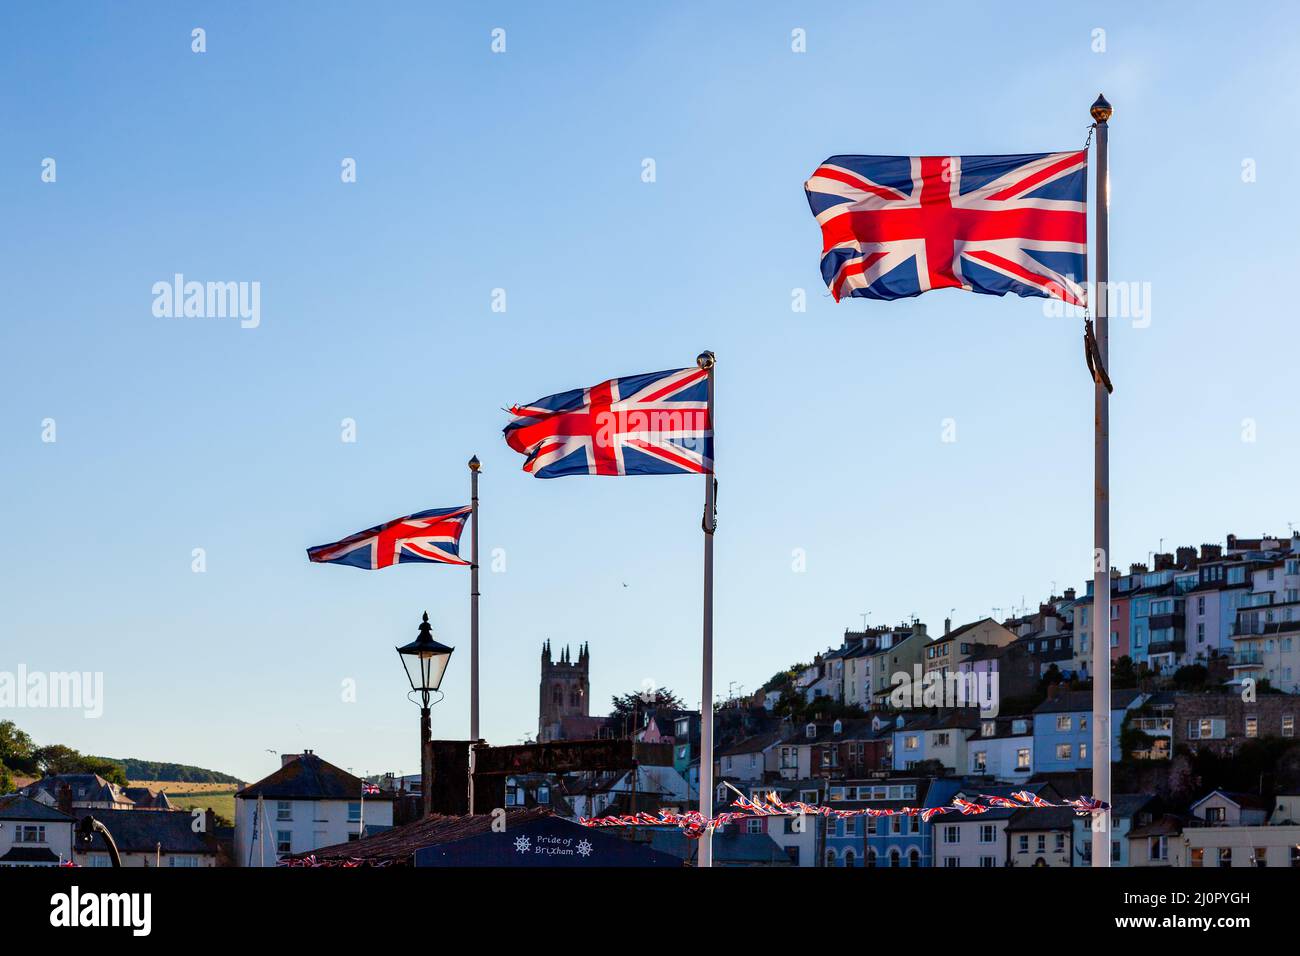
[1018, 835, 1029, 853]
[943, 825, 960, 844]
[1190, 848, 1204, 867]
[932, 732, 950, 747]
[943, 856, 959, 867]
[348, 802, 361, 823]
[1205, 806, 1225, 824]
[1056, 716, 1072, 732]
[1252, 847, 1267, 868]
[979, 824, 996, 844]
[844, 849, 857, 868]
[276, 831, 292, 854]
[1291, 845, 1300, 867]
[169, 855, 200, 867]
[908, 849, 920, 867]
[1079, 743, 1088, 761]
[982, 720, 996, 737]
[745, 818, 762, 834]
[889, 849, 901, 867]
[980, 856, 998, 868]
[16, 825, 46, 844]
[1285, 715, 1295, 738]
[1246, 716, 1258, 738]
[276, 801, 292, 821]
[1016, 749, 1031, 769]
[1036, 834, 1046, 852]
[1055, 833, 1066, 852]
[905, 735, 919, 750]
[973, 751, 987, 772]
[1217, 848, 1232, 868]
[1056, 744, 1072, 760]
[1149, 836, 1167, 861]
[87, 853, 111, 867]
[1188, 718, 1224, 740]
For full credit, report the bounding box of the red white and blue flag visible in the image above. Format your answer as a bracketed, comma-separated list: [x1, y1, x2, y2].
[804, 151, 1087, 306]
[361, 782, 380, 796]
[307, 507, 471, 570]
[503, 367, 712, 478]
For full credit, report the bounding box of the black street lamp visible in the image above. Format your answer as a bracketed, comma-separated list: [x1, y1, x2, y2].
[396, 611, 454, 817]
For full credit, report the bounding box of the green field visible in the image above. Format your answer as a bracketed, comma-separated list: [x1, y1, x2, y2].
[131, 780, 239, 826]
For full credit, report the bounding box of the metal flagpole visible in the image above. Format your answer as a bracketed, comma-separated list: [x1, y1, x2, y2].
[697, 350, 716, 868]
[468, 454, 481, 814]
[1089, 93, 1113, 868]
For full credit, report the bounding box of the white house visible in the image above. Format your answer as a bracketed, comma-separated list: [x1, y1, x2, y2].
[0, 794, 75, 866]
[966, 716, 1035, 782]
[934, 784, 1058, 867]
[234, 751, 393, 867]
[717, 731, 784, 782]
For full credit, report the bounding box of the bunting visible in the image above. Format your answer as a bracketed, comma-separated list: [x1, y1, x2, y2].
[580, 790, 1108, 839]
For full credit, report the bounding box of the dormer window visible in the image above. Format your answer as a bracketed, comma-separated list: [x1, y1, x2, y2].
[981, 720, 996, 737]
[833, 720, 843, 736]
[806, 723, 817, 739]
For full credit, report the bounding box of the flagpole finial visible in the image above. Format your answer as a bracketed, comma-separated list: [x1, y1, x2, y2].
[468, 455, 481, 472]
[1090, 93, 1112, 123]
[696, 351, 716, 370]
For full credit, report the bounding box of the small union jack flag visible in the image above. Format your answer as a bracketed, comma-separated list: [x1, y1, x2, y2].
[503, 366, 712, 478]
[805, 151, 1087, 305]
[307, 506, 471, 570]
[361, 782, 380, 795]
[1010, 790, 1055, 808]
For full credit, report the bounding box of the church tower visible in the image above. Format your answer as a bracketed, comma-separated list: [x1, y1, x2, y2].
[538, 640, 590, 743]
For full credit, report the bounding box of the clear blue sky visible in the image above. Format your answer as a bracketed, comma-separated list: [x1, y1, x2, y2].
[4, 2, 1298, 783]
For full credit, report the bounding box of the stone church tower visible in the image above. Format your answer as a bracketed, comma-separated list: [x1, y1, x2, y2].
[538, 640, 589, 743]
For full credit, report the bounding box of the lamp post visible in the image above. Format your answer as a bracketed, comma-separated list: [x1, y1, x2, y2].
[397, 611, 454, 818]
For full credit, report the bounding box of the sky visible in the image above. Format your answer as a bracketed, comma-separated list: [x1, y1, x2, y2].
[3, 2, 1300, 784]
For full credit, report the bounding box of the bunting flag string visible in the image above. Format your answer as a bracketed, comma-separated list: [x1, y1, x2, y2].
[579, 790, 1109, 839]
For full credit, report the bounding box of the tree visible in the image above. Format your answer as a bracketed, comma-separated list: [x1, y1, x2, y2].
[1171, 664, 1208, 691]
[609, 688, 685, 720]
[0, 721, 37, 775]
[33, 745, 127, 786]
[1112, 656, 1137, 689]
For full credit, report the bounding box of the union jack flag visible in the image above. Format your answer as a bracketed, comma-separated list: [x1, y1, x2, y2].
[804, 151, 1087, 306]
[361, 782, 380, 795]
[1010, 790, 1055, 808]
[307, 506, 471, 569]
[503, 366, 712, 478]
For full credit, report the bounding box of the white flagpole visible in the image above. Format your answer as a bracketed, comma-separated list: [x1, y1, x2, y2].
[697, 350, 716, 868]
[1089, 93, 1113, 868]
[469, 455, 481, 814]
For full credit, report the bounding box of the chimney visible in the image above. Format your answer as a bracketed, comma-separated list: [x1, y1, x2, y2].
[914, 622, 927, 638]
[1227, 534, 1238, 550]
[1200, 543, 1222, 561]
[944, 617, 952, 635]
[1129, 562, 1148, 576]
[205, 808, 216, 837]
[1064, 587, 1076, 601]
[281, 753, 302, 767]
[1176, 546, 1198, 569]
[56, 783, 73, 817]
[1153, 552, 1174, 571]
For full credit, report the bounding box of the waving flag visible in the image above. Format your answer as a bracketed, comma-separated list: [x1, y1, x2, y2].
[307, 506, 471, 569]
[503, 366, 712, 478]
[804, 151, 1087, 305]
[361, 782, 380, 796]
